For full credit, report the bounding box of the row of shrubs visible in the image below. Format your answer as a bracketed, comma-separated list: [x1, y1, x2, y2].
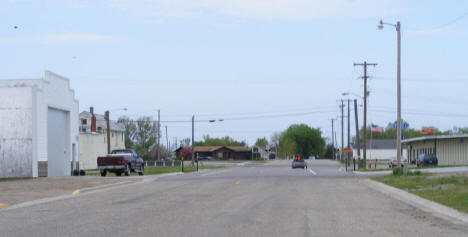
[392, 168, 423, 176]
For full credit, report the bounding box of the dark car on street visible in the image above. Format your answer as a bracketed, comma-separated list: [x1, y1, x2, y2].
[198, 155, 216, 161]
[417, 154, 438, 167]
[97, 149, 145, 176]
[291, 157, 307, 169]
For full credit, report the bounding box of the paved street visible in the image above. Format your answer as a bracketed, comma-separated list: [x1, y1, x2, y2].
[1, 160, 467, 237]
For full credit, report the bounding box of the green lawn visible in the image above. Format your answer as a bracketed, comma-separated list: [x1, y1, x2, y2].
[373, 174, 468, 213]
[86, 166, 225, 176]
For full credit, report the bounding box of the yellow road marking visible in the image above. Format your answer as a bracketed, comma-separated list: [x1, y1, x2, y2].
[0, 203, 10, 208]
[235, 181, 240, 184]
[72, 189, 81, 195]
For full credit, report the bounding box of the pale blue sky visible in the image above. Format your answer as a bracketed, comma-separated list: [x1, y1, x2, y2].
[2, 0, 468, 146]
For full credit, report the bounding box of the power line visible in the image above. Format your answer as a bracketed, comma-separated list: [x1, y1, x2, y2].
[415, 10, 468, 31]
[105, 109, 338, 124]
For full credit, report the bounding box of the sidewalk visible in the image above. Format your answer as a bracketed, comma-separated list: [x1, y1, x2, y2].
[0, 176, 142, 207]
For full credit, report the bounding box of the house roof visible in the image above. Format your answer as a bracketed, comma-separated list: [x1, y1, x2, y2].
[79, 111, 125, 132]
[176, 146, 250, 153]
[402, 134, 468, 143]
[352, 139, 406, 149]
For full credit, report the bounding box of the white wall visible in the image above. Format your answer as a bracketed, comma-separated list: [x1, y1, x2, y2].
[0, 86, 34, 177]
[79, 131, 125, 170]
[352, 148, 407, 160]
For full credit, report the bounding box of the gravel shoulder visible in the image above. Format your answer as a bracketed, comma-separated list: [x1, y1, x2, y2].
[0, 176, 142, 206]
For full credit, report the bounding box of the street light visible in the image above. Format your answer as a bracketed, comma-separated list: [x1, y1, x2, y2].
[191, 116, 224, 166]
[378, 19, 402, 168]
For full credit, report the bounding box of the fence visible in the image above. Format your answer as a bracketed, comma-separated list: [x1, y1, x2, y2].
[145, 160, 182, 167]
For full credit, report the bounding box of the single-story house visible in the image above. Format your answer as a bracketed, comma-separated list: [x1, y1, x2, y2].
[79, 107, 126, 170]
[352, 139, 407, 161]
[403, 135, 468, 165]
[175, 146, 251, 160]
[0, 71, 79, 178]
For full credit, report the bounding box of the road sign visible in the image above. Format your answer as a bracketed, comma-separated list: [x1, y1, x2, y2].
[343, 148, 352, 154]
[393, 122, 409, 129]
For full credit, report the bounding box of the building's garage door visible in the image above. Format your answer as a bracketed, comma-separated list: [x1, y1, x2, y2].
[47, 107, 70, 177]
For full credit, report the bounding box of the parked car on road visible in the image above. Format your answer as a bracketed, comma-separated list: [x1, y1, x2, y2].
[388, 156, 407, 168]
[97, 149, 145, 176]
[198, 155, 216, 161]
[417, 154, 438, 167]
[292, 157, 307, 169]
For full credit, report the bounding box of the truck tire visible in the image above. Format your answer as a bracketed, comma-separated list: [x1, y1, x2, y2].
[125, 164, 131, 176]
[138, 166, 144, 176]
[100, 170, 107, 177]
[116, 171, 122, 176]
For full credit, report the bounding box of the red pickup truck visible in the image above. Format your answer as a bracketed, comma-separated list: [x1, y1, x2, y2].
[97, 149, 145, 176]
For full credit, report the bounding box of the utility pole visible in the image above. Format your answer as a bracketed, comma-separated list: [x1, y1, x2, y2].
[340, 100, 344, 161]
[157, 109, 161, 160]
[354, 61, 377, 168]
[191, 115, 195, 166]
[105, 111, 111, 154]
[396, 21, 402, 168]
[354, 99, 361, 162]
[347, 99, 351, 164]
[329, 118, 336, 160]
[165, 125, 169, 151]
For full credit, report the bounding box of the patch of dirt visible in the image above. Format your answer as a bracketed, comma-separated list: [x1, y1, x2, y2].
[0, 177, 142, 206]
[415, 184, 457, 191]
[426, 173, 468, 179]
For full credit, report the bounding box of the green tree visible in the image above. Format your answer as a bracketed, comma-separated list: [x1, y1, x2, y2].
[180, 138, 191, 147]
[117, 116, 137, 148]
[255, 137, 269, 147]
[134, 116, 158, 158]
[281, 124, 325, 158]
[322, 144, 336, 159]
[278, 137, 297, 159]
[194, 135, 246, 146]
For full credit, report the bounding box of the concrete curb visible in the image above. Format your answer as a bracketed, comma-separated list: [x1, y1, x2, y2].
[364, 179, 468, 225]
[354, 170, 392, 175]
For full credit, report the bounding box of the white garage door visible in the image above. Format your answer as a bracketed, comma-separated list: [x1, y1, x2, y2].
[47, 108, 70, 177]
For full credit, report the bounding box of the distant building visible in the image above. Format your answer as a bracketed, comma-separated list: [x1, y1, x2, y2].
[0, 71, 79, 178]
[79, 107, 125, 170]
[253, 146, 273, 160]
[175, 146, 251, 160]
[403, 135, 468, 165]
[352, 139, 407, 161]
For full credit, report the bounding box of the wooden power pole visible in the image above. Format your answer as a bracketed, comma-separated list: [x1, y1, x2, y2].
[353, 61, 377, 168]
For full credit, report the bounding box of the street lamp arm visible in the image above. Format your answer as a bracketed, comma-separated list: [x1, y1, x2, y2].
[378, 20, 400, 31]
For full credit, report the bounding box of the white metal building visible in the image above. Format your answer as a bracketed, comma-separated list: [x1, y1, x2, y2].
[352, 139, 407, 161]
[79, 108, 126, 170]
[0, 71, 79, 178]
[403, 135, 468, 165]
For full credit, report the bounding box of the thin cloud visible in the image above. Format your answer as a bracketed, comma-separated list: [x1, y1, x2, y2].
[0, 33, 121, 44]
[107, 0, 403, 20]
[405, 28, 464, 37]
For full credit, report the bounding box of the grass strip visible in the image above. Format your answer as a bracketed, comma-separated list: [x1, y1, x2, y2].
[372, 173, 468, 213]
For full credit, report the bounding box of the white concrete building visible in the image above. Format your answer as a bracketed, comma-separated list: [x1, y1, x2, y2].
[0, 71, 79, 178]
[79, 108, 125, 170]
[352, 139, 407, 161]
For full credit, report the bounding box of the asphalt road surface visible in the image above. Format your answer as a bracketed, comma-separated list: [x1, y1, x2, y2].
[1, 160, 467, 237]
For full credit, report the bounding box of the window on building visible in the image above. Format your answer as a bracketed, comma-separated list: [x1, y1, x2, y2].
[81, 119, 87, 125]
[97, 127, 102, 133]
